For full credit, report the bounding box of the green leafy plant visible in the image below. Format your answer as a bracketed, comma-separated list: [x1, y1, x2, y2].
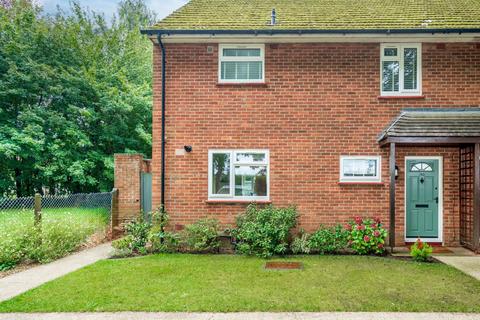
[124, 217, 152, 252]
[232, 204, 298, 258]
[309, 224, 348, 254]
[410, 238, 433, 262]
[346, 217, 387, 255]
[290, 230, 311, 254]
[146, 207, 179, 253]
[182, 218, 220, 253]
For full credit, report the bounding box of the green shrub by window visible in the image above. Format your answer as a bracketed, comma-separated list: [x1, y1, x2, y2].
[232, 204, 298, 258]
[182, 218, 220, 253]
[410, 238, 433, 262]
[346, 217, 387, 255]
[309, 224, 348, 254]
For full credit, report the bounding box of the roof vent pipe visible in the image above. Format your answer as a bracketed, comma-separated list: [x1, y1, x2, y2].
[270, 8, 276, 26]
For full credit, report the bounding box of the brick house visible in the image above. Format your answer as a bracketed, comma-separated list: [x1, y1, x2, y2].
[129, 0, 480, 251]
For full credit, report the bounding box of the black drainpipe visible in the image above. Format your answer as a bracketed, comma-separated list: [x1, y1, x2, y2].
[157, 34, 166, 208]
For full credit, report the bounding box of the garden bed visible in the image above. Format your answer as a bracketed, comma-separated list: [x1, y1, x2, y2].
[0, 254, 479, 312]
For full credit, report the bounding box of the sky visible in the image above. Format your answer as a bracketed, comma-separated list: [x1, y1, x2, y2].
[37, 0, 188, 20]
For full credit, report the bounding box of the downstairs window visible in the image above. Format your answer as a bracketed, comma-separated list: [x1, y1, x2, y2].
[208, 150, 269, 200]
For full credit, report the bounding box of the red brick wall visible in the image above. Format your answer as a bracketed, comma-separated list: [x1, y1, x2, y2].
[151, 42, 480, 246]
[113, 154, 151, 231]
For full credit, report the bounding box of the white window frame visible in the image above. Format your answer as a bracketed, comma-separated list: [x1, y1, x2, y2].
[339, 156, 382, 183]
[380, 43, 422, 96]
[218, 44, 265, 84]
[208, 149, 270, 201]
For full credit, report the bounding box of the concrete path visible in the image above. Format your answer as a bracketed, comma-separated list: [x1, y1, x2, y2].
[0, 313, 480, 320]
[0, 243, 112, 303]
[435, 255, 480, 280]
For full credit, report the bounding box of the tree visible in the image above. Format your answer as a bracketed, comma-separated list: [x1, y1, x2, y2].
[0, 0, 154, 196]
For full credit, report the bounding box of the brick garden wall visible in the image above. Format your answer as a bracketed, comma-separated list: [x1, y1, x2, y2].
[151, 42, 480, 246]
[112, 154, 151, 235]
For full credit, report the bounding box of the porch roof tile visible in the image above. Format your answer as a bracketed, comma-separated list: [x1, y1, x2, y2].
[378, 108, 480, 142]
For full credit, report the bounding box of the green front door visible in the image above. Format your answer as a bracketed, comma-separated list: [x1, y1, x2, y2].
[406, 159, 439, 238]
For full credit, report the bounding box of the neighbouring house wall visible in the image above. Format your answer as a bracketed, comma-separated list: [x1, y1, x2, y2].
[113, 154, 151, 235]
[151, 42, 480, 246]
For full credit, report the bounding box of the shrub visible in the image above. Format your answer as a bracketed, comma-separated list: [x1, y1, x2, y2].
[147, 208, 180, 253]
[124, 218, 151, 252]
[309, 224, 348, 254]
[410, 238, 433, 262]
[290, 230, 311, 254]
[346, 217, 387, 255]
[182, 218, 220, 253]
[232, 204, 298, 258]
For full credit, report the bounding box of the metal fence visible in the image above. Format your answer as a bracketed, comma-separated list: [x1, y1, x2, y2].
[0, 192, 114, 213]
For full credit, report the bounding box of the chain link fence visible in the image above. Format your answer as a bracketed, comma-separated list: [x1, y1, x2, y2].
[0, 192, 113, 214]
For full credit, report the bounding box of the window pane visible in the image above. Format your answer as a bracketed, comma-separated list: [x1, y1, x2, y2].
[382, 61, 399, 92]
[343, 159, 377, 177]
[236, 152, 266, 163]
[223, 48, 260, 57]
[221, 61, 262, 80]
[384, 48, 397, 56]
[234, 165, 267, 197]
[404, 48, 417, 90]
[212, 153, 230, 195]
[221, 62, 236, 80]
[248, 61, 262, 79]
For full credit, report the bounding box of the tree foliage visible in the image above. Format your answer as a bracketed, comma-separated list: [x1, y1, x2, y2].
[0, 0, 154, 196]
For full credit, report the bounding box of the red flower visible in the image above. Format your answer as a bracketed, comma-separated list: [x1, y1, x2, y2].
[363, 235, 370, 242]
[374, 217, 381, 224]
[416, 238, 424, 250]
[357, 224, 365, 231]
[374, 230, 381, 237]
[378, 243, 384, 249]
[370, 223, 377, 228]
[344, 224, 352, 231]
[354, 216, 363, 225]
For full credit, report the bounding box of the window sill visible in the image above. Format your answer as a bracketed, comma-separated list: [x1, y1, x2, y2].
[206, 199, 272, 204]
[378, 95, 425, 100]
[216, 82, 268, 88]
[338, 182, 385, 186]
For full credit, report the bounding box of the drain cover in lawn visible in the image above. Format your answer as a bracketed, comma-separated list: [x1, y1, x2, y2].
[265, 261, 303, 270]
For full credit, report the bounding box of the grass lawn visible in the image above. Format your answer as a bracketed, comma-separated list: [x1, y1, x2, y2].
[0, 207, 110, 269]
[0, 254, 479, 312]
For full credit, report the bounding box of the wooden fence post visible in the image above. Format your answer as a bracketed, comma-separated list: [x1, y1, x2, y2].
[34, 193, 42, 227]
[110, 188, 119, 239]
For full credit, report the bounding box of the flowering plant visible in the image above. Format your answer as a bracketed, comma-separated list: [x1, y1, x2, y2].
[410, 238, 433, 262]
[346, 216, 387, 255]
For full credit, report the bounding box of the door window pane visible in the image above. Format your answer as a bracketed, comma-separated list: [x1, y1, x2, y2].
[211, 153, 230, 195]
[382, 61, 399, 92]
[403, 48, 418, 90]
[234, 165, 267, 196]
[384, 48, 397, 56]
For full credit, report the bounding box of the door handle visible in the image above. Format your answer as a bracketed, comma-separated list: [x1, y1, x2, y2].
[435, 197, 438, 204]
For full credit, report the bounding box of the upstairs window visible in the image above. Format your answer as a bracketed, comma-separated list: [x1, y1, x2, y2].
[209, 150, 269, 200]
[381, 44, 421, 96]
[218, 44, 265, 83]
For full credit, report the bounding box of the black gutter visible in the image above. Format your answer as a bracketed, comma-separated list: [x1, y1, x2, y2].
[141, 28, 480, 36]
[157, 35, 166, 209]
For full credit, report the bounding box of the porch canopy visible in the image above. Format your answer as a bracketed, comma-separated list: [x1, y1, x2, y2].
[378, 108, 480, 252]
